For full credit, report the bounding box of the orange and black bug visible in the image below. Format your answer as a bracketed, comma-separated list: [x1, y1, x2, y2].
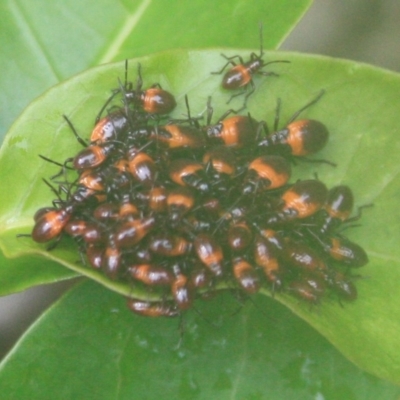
[267, 179, 328, 224]
[33, 207, 57, 222]
[114, 216, 156, 248]
[254, 235, 284, 290]
[127, 147, 158, 185]
[206, 115, 259, 148]
[227, 222, 253, 252]
[242, 155, 291, 195]
[194, 233, 224, 277]
[317, 236, 369, 268]
[29, 179, 75, 244]
[75, 169, 119, 203]
[64, 219, 104, 244]
[232, 257, 261, 294]
[189, 264, 213, 289]
[31, 206, 74, 244]
[302, 274, 326, 297]
[202, 98, 258, 147]
[171, 276, 194, 310]
[203, 145, 237, 179]
[283, 240, 328, 275]
[123, 63, 177, 115]
[170, 266, 195, 310]
[126, 298, 179, 317]
[316, 185, 354, 234]
[93, 201, 139, 221]
[314, 185, 372, 235]
[78, 170, 105, 192]
[152, 124, 206, 150]
[72, 142, 116, 170]
[128, 264, 174, 286]
[257, 91, 331, 163]
[168, 158, 210, 193]
[288, 278, 324, 305]
[86, 244, 103, 269]
[166, 186, 196, 223]
[329, 272, 358, 302]
[212, 26, 289, 109]
[134, 186, 167, 213]
[255, 227, 286, 252]
[93, 202, 120, 221]
[148, 233, 192, 257]
[118, 201, 140, 219]
[102, 234, 122, 280]
[68, 185, 101, 206]
[90, 110, 130, 144]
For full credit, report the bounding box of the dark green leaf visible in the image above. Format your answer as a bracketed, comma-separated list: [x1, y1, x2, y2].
[0, 250, 77, 297]
[0, 281, 399, 400]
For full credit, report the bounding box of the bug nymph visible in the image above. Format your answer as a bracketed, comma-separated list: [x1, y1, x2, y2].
[254, 234, 284, 291]
[72, 142, 117, 170]
[123, 63, 176, 115]
[317, 185, 355, 234]
[128, 263, 174, 286]
[31, 207, 73, 243]
[194, 233, 224, 277]
[152, 124, 206, 150]
[168, 158, 210, 193]
[232, 257, 261, 294]
[126, 298, 179, 317]
[127, 146, 158, 185]
[212, 25, 290, 110]
[267, 179, 328, 224]
[148, 233, 192, 257]
[242, 155, 291, 195]
[257, 90, 331, 163]
[202, 97, 258, 148]
[90, 110, 130, 144]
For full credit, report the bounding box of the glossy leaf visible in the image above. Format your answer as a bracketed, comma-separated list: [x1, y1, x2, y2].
[0, 49, 400, 383]
[0, 281, 399, 399]
[0, 250, 77, 297]
[0, 0, 312, 140]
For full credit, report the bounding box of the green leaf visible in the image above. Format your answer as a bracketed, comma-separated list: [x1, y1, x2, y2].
[0, 281, 399, 399]
[0, 250, 77, 297]
[0, 0, 311, 140]
[1, 49, 400, 384]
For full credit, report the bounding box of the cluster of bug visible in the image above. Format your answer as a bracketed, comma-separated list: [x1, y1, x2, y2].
[28, 51, 369, 317]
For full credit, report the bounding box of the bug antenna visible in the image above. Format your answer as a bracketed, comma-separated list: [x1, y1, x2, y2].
[63, 115, 88, 147]
[287, 89, 326, 124]
[206, 96, 214, 125]
[124, 59, 128, 89]
[136, 63, 143, 91]
[184, 94, 192, 121]
[42, 178, 63, 201]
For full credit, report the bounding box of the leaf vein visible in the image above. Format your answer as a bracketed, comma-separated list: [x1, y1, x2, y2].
[9, 0, 61, 80]
[97, 0, 153, 64]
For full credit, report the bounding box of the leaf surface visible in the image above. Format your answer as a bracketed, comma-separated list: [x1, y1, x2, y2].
[1, 281, 399, 399]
